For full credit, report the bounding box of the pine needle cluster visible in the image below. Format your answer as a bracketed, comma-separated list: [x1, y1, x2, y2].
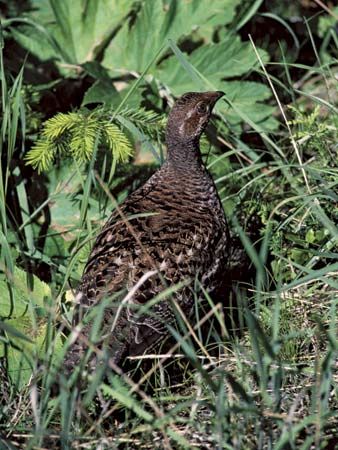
[25, 107, 165, 172]
[118, 107, 165, 141]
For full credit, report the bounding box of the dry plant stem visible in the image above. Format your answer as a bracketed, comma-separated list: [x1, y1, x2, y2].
[312, 0, 338, 20]
[66, 286, 220, 448]
[127, 303, 222, 392]
[249, 35, 312, 195]
[217, 135, 254, 165]
[304, 19, 332, 101]
[109, 269, 158, 334]
[6, 388, 31, 435]
[67, 330, 174, 450]
[98, 303, 223, 425]
[172, 299, 212, 361]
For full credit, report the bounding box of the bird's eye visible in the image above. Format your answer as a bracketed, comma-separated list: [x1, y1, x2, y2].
[196, 102, 208, 114]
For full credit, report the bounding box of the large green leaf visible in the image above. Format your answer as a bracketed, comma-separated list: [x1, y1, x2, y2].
[11, 0, 276, 129]
[47, 163, 99, 233]
[11, 0, 134, 66]
[0, 267, 61, 388]
[220, 81, 278, 129]
[0, 267, 50, 318]
[102, 0, 275, 129]
[156, 38, 268, 93]
[103, 0, 241, 74]
[2, 322, 63, 389]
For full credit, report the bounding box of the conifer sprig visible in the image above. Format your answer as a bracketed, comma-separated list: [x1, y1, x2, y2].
[25, 107, 164, 173]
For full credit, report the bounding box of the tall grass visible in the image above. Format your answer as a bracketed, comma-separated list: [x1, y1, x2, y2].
[1, 21, 337, 450]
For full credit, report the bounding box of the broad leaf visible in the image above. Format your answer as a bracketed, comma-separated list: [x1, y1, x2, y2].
[0, 267, 50, 318]
[0, 267, 61, 388]
[47, 164, 84, 233]
[82, 80, 121, 107]
[3, 322, 63, 389]
[103, 0, 242, 74]
[220, 81, 278, 129]
[156, 38, 268, 92]
[102, 0, 275, 129]
[11, 0, 276, 129]
[11, 0, 135, 66]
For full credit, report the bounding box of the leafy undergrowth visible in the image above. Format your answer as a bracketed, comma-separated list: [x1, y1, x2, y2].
[1, 1, 338, 449]
[1, 90, 337, 450]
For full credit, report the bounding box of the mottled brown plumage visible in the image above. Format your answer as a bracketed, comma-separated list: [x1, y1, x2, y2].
[65, 91, 228, 372]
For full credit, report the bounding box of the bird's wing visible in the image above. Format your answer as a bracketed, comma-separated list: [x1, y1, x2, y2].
[72, 192, 223, 365]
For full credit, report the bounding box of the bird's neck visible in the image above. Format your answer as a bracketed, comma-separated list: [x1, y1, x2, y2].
[166, 137, 203, 171]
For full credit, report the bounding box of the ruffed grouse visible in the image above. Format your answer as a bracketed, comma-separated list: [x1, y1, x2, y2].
[65, 91, 228, 373]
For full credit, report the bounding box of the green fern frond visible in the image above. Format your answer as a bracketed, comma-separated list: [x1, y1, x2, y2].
[24, 139, 56, 173]
[102, 122, 133, 163]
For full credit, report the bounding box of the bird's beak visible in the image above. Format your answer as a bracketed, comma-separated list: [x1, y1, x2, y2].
[208, 91, 224, 101]
[215, 91, 225, 100]
[205, 91, 224, 110]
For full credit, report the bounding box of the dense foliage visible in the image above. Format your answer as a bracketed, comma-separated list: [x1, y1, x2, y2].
[0, 1, 337, 448]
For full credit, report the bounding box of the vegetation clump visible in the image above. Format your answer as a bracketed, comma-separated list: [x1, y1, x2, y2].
[0, 1, 337, 448]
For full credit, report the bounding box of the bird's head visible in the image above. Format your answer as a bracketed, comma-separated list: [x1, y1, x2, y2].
[166, 91, 224, 147]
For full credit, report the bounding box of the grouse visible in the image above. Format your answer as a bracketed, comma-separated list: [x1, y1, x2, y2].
[65, 91, 228, 373]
